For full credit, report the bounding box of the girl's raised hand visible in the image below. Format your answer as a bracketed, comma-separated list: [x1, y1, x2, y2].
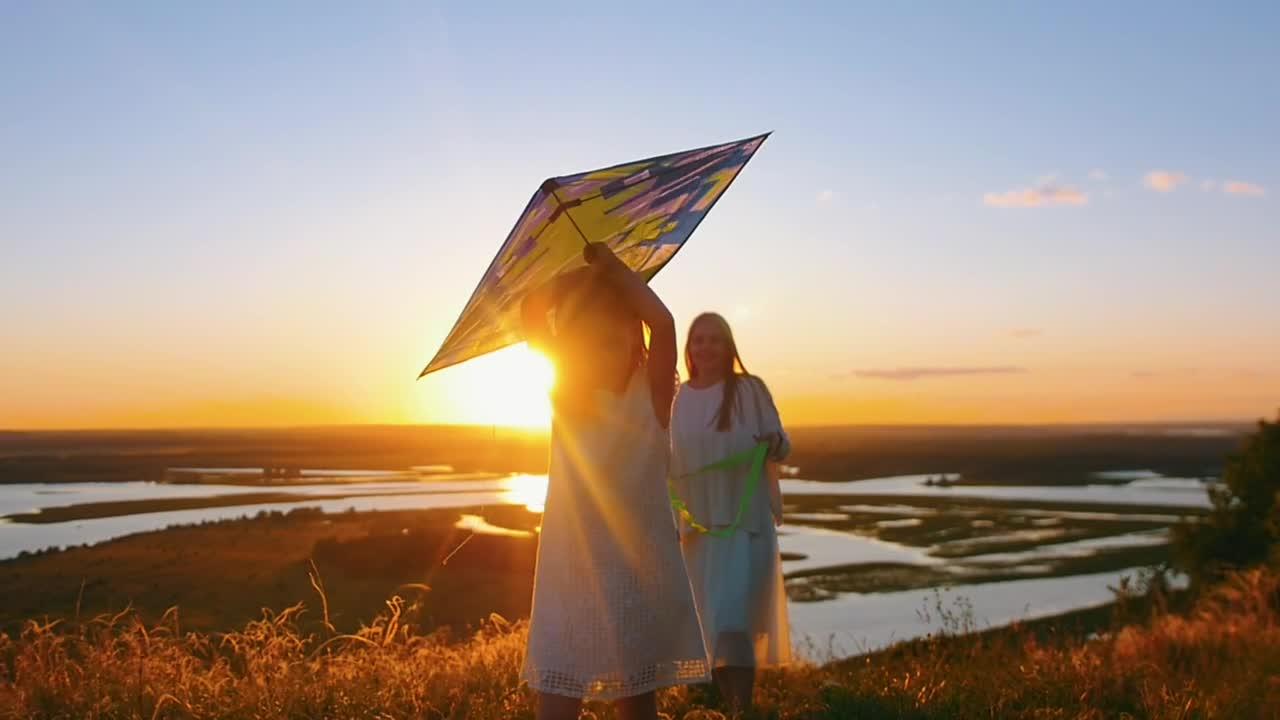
[583, 242, 625, 272]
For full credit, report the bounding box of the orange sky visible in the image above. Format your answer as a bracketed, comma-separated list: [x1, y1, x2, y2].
[3, 319, 1275, 429]
[3, 5, 1277, 430]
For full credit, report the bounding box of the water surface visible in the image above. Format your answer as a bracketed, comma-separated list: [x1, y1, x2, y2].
[0, 468, 1209, 658]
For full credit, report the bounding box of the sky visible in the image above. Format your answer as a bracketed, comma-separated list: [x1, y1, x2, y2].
[2, 2, 1278, 429]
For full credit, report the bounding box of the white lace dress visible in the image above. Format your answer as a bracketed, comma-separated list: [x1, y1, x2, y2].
[521, 372, 710, 700]
[670, 376, 791, 668]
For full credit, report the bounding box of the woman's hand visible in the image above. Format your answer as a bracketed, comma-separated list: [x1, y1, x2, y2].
[755, 431, 786, 462]
[583, 242, 625, 274]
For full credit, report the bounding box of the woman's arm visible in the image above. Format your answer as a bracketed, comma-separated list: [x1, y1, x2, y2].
[748, 375, 789, 526]
[520, 282, 555, 352]
[520, 266, 594, 352]
[767, 469, 784, 527]
[584, 243, 677, 426]
[749, 376, 791, 461]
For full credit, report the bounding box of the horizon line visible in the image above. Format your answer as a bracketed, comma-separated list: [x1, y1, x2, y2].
[0, 418, 1264, 435]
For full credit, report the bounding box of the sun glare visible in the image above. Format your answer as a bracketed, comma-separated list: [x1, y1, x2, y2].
[500, 474, 550, 513]
[429, 344, 555, 428]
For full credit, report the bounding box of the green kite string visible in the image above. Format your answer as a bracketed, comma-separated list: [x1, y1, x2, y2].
[668, 441, 769, 538]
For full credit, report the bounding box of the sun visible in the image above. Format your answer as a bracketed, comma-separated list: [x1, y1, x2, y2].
[427, 344, 555, 428]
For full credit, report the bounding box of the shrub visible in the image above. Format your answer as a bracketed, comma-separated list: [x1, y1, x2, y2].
[1173, 413, 1280, 586]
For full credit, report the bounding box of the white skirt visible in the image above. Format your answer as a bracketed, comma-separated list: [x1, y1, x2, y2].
[521, 375, 711, 700]
[681, 525, 790, 668]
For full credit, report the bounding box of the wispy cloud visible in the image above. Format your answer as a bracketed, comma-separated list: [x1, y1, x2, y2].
[1143, 170, 1188, 192]
[983, 178, 1087, 208]
[816, 189, 836, 204]
[1010, 328, 1041, 339]
[1224, 180, 1266, 196]
[838, 366, 1027, 381]
[1131, 368, 1203, 380]
[1088, 169, 1109, 182]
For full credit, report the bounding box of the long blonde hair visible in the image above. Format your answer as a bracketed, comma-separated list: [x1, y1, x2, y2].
[684, 312, 748, 431]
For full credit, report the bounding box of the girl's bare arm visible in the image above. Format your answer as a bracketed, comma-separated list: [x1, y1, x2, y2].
[584, 244, 677, 426]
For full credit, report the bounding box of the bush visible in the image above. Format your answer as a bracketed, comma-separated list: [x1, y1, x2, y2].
[1174, 413, 1280, 586]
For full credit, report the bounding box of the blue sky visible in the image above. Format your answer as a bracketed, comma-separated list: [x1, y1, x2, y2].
[2, 2, 1277, 427]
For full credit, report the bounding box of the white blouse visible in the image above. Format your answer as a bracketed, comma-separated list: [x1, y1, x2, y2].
[670, 375, 789, 535]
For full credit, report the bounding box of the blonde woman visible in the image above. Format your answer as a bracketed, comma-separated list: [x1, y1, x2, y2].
[670, 312, 790, 713]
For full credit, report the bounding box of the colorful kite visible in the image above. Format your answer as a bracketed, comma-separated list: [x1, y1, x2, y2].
[419, 133, 769, 377]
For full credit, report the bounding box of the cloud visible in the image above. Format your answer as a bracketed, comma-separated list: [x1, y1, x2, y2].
[1010, 328, 1041, 339]
[817, 189, 836, 204]
[1224, 180, 1266, 196]
[1131, 368, 1204, 379]
[839, 366, 1027, 381]
[1143, 170, 1188, 192]
[1088, 169, 1109, 182]
[983, 179, 1087, 208]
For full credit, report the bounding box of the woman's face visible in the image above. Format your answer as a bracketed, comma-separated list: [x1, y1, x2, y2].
[689, 318, 731, 378]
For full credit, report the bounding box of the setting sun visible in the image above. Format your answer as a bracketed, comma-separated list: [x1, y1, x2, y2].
[421, 344, 555, 428]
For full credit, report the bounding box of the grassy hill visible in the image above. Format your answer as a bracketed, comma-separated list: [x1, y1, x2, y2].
[1, 566, 1276, 718]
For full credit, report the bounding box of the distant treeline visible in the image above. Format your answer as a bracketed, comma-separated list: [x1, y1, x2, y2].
[0, 422, 1250, 485]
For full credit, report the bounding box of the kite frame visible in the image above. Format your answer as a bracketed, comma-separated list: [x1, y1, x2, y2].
[418, 131, 771, 378]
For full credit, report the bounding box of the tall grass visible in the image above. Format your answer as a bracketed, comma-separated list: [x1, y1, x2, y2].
[2, 568, 1279, 719]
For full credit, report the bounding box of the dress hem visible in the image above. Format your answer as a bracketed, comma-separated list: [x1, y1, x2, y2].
[520, 662, 712, 701]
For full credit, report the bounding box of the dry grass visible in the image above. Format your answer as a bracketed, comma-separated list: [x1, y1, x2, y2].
[2, 568, 1279, 719]
[0, 507, 540, 636]
[815, 567, 1280, 718]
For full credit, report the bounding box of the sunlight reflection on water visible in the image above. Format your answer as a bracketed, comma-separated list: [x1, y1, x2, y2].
[455, 513, 534, 538]
[498, 474, 548, 513]
[0, 468, 1211, 661]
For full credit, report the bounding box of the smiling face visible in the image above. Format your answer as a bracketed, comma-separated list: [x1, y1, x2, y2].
[685, 313, 737, 382]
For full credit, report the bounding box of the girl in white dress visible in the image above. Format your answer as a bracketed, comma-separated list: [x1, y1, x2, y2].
[519, 244, 709, 720]
[670, 312, 791, 714]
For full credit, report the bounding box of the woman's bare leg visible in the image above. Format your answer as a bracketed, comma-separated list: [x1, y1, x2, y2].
[536, 692, 582, 720]
[712, 666, 755, 714]
[614, 690, 657, 720]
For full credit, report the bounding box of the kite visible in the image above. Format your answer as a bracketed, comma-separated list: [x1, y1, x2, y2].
[419, 133, 770, 377]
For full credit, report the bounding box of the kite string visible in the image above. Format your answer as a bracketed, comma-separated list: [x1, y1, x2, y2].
[441, 424, 496, 566]
[668, 441, 769, 539]
[440, 531, 473, 566]
[441, 441, 767, 565]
